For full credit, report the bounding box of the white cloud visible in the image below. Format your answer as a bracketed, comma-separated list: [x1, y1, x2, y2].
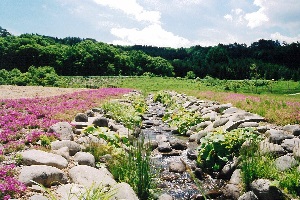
[270, 32, 300, 43]
[224, 14, 233, 21]
[93, 0, 161, 24]
[110, 24, 190, 48]
[244, 0, 269, 28]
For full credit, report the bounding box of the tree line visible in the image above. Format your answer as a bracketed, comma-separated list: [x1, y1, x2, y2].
[1, 26, 300, 80]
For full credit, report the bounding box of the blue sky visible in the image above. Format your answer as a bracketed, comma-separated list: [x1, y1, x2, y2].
[1, 0, 300, 48]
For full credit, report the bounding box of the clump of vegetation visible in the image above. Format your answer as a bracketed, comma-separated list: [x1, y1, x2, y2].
[197, 128, 262, 171]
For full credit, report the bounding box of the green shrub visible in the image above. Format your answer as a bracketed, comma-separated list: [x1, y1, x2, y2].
[197, 128, 262, 171]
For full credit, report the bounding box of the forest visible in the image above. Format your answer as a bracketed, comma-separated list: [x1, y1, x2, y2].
[1, 26, 300, 80]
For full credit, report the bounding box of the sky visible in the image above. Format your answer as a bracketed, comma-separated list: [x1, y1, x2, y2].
[0, 0, 300, 48]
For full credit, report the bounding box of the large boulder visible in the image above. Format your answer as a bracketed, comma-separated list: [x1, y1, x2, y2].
[74, 152, 95, 167]
[69, 165, 116, 187]
[48, 122, 74, 141]
[110, 182, 139, 200]
[21, 149, 68, 169]
[169, 161, 186, 173]
[51, 140, 81, 156]
[250, 179, 285, 200]
[19, 165, 68, 187]
[274, 155, 298, 171]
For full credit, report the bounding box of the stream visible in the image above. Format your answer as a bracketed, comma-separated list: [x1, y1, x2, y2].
[140, 95, 226, 200]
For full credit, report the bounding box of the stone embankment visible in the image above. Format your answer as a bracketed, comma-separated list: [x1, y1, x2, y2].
[16, 91, 300, 200]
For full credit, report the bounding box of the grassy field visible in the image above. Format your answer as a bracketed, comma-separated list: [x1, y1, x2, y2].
[63, 76, 300, 125]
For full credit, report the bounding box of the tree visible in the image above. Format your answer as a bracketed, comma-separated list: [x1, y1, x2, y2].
[0, 26, 11, 37]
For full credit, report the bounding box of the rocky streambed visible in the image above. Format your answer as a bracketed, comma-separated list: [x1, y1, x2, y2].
[13, 91, 300, 199]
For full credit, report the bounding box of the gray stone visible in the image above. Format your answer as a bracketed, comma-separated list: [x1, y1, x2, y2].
[92, 117, 109, 127]
[156, 135, 168, 143]
[19, 165, 68, 187]
[293, 145, 300, 160]
[213, 118, 229, 128]
[110, 182, 139, 200]
[202, 111, 218, 121]
[85, 110, 95, 117]
[250, 179, 285, 200]
[229, 169, 242, 185]
[48, 122, 74, 141]
[223, 183, 242, 200]
[56, 183, 86, 200]
[169, 139, 187, 150]
[238, 191, 258, 200]
[187, 149, 198, 160]
[21, 149, 68, 169]
[219, 157, 239, 179]
[158, 142, 172, 152]
[169, 161, 186, 173]
[259, 140, 286, 157]
[30, 194, 49, 200]
[51, 140, 81, 156]
[74, 152, 95, 167]
[69, 165, 116, 187]
[281, 138, 300, 152]
[238, 122, 259, 128]
[283, 124, 300, 136]
[75, 113, 88, 122]
[223, 107, 240, 114]
[52, 147, 70, 160]
[158, 193, 173, 200]
[266, 129, 294, 144]
[274, 155, 298, 171]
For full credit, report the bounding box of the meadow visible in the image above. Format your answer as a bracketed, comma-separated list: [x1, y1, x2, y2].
[64, 76, 300, 125]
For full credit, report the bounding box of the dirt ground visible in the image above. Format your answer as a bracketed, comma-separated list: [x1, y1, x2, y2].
[0, 85, 88, 99]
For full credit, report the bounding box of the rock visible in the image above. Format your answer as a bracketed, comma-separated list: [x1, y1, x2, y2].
[110, 182, 139, 200]
[158, 193, 173, 200]
[238, 191, 258, 200]
[156, 135, 168, 143]
[52, 147, 70, 160]
[77, 135, 106, 145]
[92, 117, 109, 127]
[51, 140, 81, 156]
[223, 183, 242, 200]
[160, 171, 181, 181]
[169, 161, 186, 173]
[187, 149, 198, 160]
[48, 122, 74, 141]
[74, 152, 95, 167]
[194, 168, 203, 180]
[229, 169, 242, 185]
[158, 142, 172, 152]
[21, 149, 68, 169]
[75, 113, 88, 122]
[283, 124, 300, 136]
[293, 145, 300, 160]
[223, 107, 240, 114]
[19, 165, 68, 187]
[30, 194, 49, 200]
[219, 157, 239, 179]
[69, 165, 116, 187]
[250, 179, 285, 200]
[169, 139, 187, 150]
[281, 138, 300, 152]
[266, 129, 294, 144]
[145, 140, 158, 151]
[238, 122, 259, 128]
[56, 183, 86, 200]
[259, 140, 286, 157]
[91, 107, 104, 113]
[85, 110, 95, 117]
[274, 155, 298, 171]
[202, 111, 218, 121]
[213, 118, 229, 128]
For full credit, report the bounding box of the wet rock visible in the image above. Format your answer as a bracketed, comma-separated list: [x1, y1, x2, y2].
[169, 139, 187, 150]
[92, 117, 109, 127]
[48, 122, 74, 141]
[158, 142, 172, 152]
[250, 179, 285, 200]
[281, 138, 300, 152]
[110, 182, 139, 200]
[274, 155, 298, 171]
[169, 161, 186, 173]
[21, 149, 68, 169]
[238, 191, 258, 200]
[51, 140, 81, 156]
[75, 113, 88, 122]
[69, 165, 116, 187]
[19, 165, 68, 187]
[283, 124, 300, 136]
[266, 129, 294, 144]
[187, 149, 198, 160]
[194, 168, 204, 180]
[74, 152, 95, 167]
